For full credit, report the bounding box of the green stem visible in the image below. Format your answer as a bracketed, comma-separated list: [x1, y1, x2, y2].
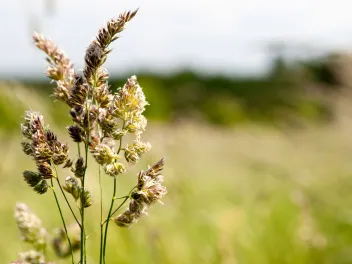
[80, 143, 88, 264]
[102, 135, 124, 263]
[77, 143, 81, 157]
[50, 178, 75, 264]
[117, 123, 125, 156]
[110, 185, 137, 218]
[117, 137, 123, 154]
[102, 176, 117, 264]
[113, 195, 129, 200]
[52, 164, 81, 228]
[56, 178, 81, 227]
[99, 165, 104, 264]
[80, 101, 90, 264]
[103, 196, 129, 225]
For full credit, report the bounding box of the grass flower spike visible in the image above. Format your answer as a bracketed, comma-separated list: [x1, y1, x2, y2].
[14, 203, 47, 250]
[114, 158, 167, 227]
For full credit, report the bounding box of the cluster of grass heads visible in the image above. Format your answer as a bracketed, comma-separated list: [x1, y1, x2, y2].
[2, 83, 352, 263]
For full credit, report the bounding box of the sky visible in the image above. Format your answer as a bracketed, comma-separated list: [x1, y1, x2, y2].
[1, 0, 352, 78]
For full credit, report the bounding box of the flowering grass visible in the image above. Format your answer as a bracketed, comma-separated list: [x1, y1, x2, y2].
[9, 9, 168, 264]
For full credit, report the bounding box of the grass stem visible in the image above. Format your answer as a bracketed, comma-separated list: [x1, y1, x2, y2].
[50, 178, 75, 264]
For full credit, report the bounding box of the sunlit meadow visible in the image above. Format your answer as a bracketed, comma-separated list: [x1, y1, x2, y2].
[2, 81, 352, 263]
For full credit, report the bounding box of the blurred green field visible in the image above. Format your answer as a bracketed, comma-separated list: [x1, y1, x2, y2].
[2, 82, 352, 263]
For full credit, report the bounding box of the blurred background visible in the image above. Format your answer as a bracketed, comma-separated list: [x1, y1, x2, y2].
[3, 0, 352, 263]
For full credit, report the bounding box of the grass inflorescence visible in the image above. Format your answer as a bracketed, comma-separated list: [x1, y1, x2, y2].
[11, 8, 167, 264]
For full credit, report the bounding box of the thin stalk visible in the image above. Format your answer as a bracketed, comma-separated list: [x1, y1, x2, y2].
[102, 187, 136, 225]
[117, 136, 123, 153]
[102, 176, 117, 264]
[77, 143, 81, 157]
[52, 164, 81, 227]
[80, 100, 91, 264]
[80, 144, 89, 263]
[110, 185, 137, 218]
[103, 196, 129, 225]
[50, 178, 75, 264]
[99, 165, 103, 264]
[102, 135, 124, 263]
[114, 195, 129, 200]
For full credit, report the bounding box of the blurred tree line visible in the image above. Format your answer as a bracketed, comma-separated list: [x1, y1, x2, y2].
[19, 51, 350, 127]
